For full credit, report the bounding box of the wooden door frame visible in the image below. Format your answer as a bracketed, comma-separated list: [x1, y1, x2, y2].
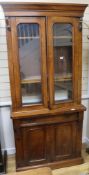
[10, 17, 48, 109]
[47, 16, 80, 109]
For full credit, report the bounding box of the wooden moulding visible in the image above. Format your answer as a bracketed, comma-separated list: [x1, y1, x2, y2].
[1, 3, 87, 17]
[16, 157, 83, 171]
[11, 104, 86, 119]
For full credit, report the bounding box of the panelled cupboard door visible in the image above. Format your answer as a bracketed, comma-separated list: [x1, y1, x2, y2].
[15, 124, 51, 167]
[10, 17, 48, 109]
[52, 122, 77, 161]
[47, 17, 81, 109]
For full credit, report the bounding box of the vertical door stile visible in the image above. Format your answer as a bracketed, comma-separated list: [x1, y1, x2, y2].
[6, 18, 17, 109]
[47, 17, 55, 109]
[40, 18, 48, 108]
[73, 18, 82, 104]
[10, 17, 22, 108]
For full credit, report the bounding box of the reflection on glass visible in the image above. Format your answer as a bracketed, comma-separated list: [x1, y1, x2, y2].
[53, 23, 73, 102]
[17, 23, 42, 105]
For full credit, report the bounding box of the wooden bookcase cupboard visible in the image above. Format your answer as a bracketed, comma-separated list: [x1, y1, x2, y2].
[1, 2, 87, 171]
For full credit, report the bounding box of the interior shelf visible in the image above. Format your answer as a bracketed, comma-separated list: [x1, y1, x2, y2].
[18, 36, 39, 39]
[55, 73, 72, 82]
[21, 76, 41, 84]
[21, 74, 72, 84]
[53, 36, 72, 39]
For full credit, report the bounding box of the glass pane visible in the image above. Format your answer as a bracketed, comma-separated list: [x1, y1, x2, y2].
[17, 23, 42, 105]
[53, 23, 73, 103]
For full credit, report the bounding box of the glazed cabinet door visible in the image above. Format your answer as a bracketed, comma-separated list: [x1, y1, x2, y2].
[47, 17, 81, 108]
[9, 17, 48, 109]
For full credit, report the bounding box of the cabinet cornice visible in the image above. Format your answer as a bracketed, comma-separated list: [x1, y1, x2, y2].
[1, 3, 87, 17]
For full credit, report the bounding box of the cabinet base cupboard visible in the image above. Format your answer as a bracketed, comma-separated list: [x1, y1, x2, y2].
[1, 3, 87, 171]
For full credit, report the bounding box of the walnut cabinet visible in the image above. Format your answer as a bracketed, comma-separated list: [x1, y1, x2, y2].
[1, 2, 87, 171]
